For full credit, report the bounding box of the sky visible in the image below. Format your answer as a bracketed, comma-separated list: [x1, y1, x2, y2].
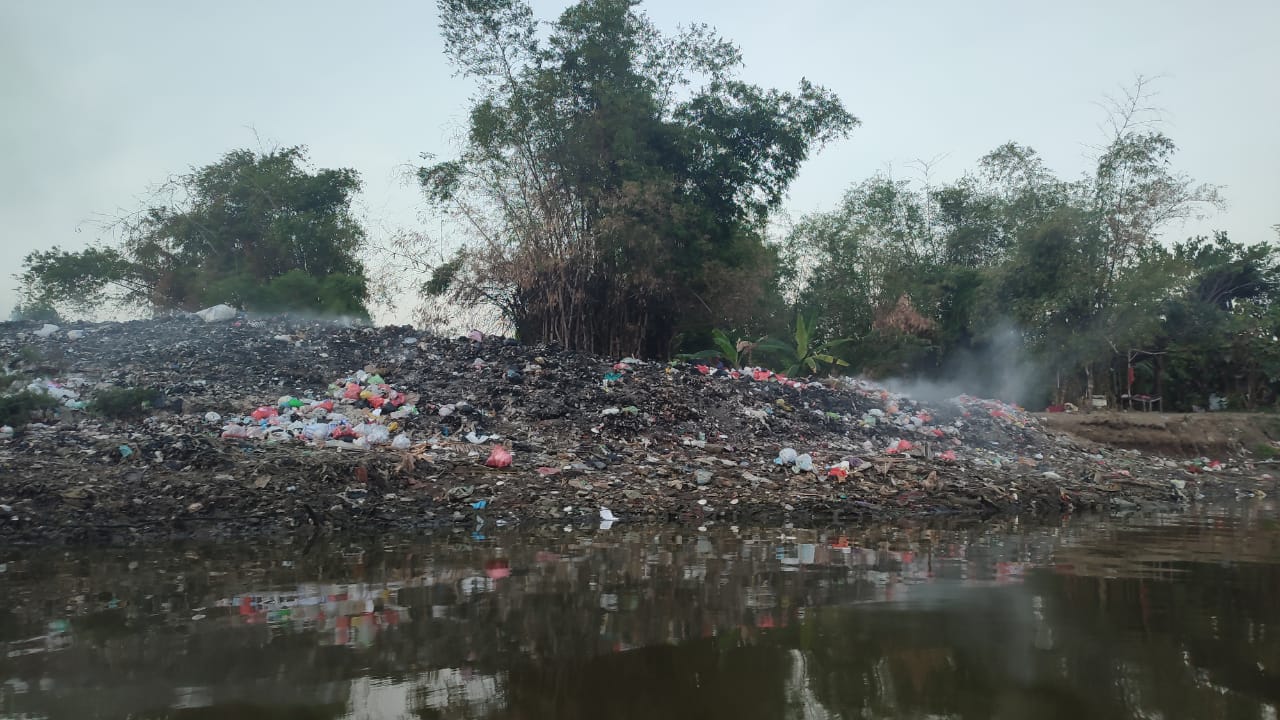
[2, 0, 1277, 322]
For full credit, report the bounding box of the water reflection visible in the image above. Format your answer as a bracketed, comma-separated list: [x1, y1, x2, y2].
[2, 501, 1278, 719]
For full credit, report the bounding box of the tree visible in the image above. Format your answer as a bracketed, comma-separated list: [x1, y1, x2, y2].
[1091, 76, 1224, 292]
[779, 77, 1239, 408]
[418, 0, 855, 356]
[19, 147, 371, 319]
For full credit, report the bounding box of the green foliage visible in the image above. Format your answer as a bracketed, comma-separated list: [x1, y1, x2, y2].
[89, 386, 159, 420]
[756, 314, 853, 377]
[421, 0, 855, 356]
[678, 328, 753, 367]
[204, 270, 370, 318]
[9, 299, 63, 323]
[20, 147, 370, 318]
[16, 346, 43, 367]
[0, 390, 60, 428]
[780, 78, 1273, 407]
[423, 252, 465, 297]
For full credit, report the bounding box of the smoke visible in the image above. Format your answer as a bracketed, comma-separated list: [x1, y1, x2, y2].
[878, 320, 1045, 407]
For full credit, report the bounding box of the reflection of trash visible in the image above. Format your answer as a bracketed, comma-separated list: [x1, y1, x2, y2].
[461, 576, 495, 597]
[485, 559, 510, 579]
[599, 506, 619, 530]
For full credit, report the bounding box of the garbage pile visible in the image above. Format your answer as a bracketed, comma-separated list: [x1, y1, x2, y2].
[216, 371, 420, 450]
[0, 315, 1269, 544]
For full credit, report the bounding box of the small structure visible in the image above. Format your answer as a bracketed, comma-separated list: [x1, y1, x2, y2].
[1123, 348, 1166, 412]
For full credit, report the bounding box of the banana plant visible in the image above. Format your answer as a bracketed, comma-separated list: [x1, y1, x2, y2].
[756, 313, 853, 377]
[678, 328, 761, 368]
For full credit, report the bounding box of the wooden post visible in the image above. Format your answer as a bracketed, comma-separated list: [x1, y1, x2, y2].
[1155, 353, 1164, 402]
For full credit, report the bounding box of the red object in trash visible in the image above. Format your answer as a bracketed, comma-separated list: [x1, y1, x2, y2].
[485, 445, 513, 468]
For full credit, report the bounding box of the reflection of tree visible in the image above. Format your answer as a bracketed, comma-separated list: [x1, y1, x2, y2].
[781, 593, 1107, 720]
[501, 641, 790, 720]
[1034, 560, 1280, 719]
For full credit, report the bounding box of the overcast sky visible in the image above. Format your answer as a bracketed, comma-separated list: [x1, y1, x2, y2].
[3, 0, 1277, 322]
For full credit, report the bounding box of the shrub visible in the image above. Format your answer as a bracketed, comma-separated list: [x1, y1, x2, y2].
[0, 390, 61, 427]
[89, 387, 159, 420]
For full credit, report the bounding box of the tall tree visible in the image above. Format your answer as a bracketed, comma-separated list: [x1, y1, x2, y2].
[780, 78, 1236, 406]
[20, 147, 371, 318]
[1091, 76, 1224, 293]
[419, 0, 855, 356]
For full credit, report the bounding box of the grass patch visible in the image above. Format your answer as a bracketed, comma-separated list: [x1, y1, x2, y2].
[16, 345, 42, 366]
[89, 386, 160, 420]
[0, 390, 61, 428]
[1252, 442, 1280, 460]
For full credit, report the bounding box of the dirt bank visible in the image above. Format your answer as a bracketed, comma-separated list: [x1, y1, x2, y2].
[1, 316, 1274, 545]
[1041, 411, 1280, 458]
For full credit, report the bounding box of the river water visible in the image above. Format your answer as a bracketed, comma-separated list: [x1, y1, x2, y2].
[2, 501, 1278, 720]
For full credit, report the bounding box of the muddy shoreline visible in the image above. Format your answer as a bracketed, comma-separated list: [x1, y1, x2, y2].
[1, 317, 1274, 545]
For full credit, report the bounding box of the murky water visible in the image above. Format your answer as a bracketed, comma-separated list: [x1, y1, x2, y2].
[3, 503, 1279, 720]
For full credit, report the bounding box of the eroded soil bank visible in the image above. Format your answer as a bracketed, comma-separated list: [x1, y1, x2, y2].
[1041, 410, 1280, 458]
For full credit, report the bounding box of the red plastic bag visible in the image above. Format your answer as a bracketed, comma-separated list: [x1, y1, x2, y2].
[485, 445, 513, 468]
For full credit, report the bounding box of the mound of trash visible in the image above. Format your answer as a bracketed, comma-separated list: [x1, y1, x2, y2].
[0, 314, 1264, 544]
